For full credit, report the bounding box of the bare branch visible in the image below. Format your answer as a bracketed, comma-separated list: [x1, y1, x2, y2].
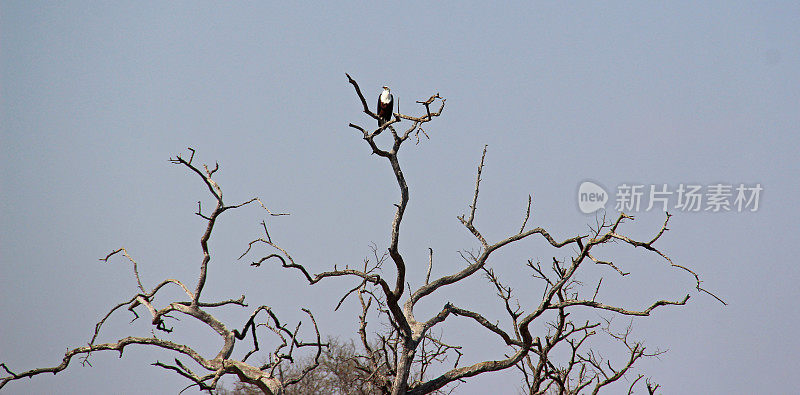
[519, 194, 532, 234]
[467, 145, 487, 226]
[607, 212, 726, 305]
[425, 248, 433, 285]
[100, 247, 145, 292]
[551, 295, 690, 316]
[346, 73, 378, 120]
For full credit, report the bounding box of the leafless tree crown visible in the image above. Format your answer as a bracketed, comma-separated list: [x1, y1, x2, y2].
[1, 76, 721, 394]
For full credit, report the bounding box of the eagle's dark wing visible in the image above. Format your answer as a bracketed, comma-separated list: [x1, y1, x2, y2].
[377, 95, 393, 127]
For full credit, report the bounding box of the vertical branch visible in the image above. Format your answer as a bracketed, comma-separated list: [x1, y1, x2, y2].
[467, 145, 488, 225]
[519, 194, 532, 234]
[347, 75, 446, 395]
[425, 248, 433, 285]
[194, 202, 221, 306]
[387, 153, 409, 303]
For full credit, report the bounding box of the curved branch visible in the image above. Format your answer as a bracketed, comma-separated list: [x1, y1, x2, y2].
[550, 295, 691, 316]
[1, 337, 217, 390]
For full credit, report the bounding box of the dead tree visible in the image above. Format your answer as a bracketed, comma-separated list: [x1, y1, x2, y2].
[1, 75, 720, 394]
[0, 149, 325, 394]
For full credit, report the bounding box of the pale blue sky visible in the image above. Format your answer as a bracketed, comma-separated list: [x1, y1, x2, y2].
[2, 2, 799, 394]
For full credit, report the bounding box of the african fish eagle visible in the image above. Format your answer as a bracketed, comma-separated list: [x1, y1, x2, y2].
[377, 86, 393, 127]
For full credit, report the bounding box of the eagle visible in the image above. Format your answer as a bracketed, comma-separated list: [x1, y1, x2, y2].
[377, 86, 394, 128]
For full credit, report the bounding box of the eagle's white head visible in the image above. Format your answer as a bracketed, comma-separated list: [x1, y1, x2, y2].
[380, 86, 392, 103]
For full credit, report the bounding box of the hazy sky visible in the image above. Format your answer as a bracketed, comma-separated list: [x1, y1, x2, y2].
[2, 2, 799, 394]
